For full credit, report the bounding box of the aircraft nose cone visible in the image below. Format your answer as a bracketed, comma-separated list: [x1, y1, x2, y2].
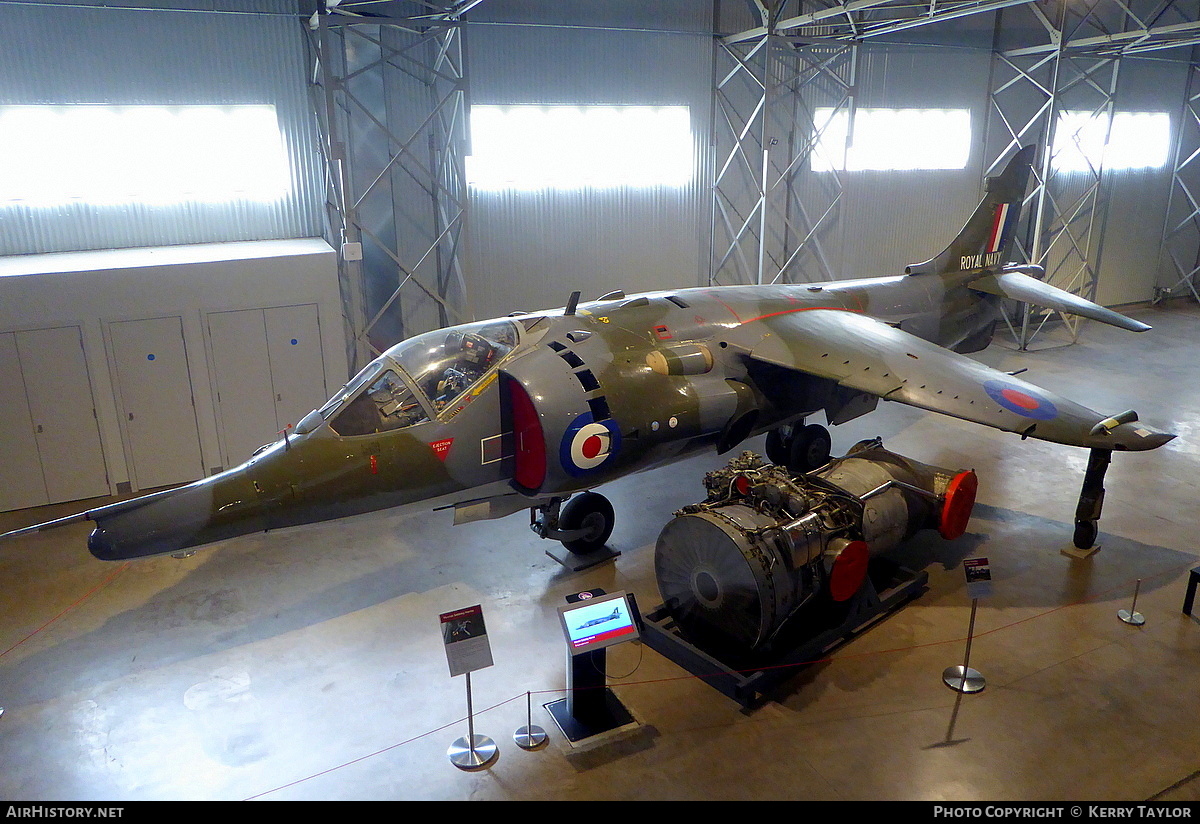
[83, 471, 266, 560]
[87, 527, 119, 561]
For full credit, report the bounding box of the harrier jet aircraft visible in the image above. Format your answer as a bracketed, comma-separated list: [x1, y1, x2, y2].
[3, 146, 1173, 561]
[576, 608, 622, 632]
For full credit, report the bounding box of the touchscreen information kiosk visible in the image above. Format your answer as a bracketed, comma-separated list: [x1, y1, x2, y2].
[547, 590, 640, 743]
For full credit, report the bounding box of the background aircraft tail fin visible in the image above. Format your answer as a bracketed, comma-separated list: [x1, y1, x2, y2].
[905, 145, 1035, 276]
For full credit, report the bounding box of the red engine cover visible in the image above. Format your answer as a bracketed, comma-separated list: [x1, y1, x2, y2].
[939, 470, 978, 540]
[829, 539, 870, 602]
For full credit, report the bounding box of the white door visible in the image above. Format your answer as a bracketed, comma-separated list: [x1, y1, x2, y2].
[108, 316, 204, 490]
[264, 304, 327, 432]
[206, 304, 328, 469]
[0, 332, 49, 511]
[207, 309, 278, 467]
[18, 326, 109, 504]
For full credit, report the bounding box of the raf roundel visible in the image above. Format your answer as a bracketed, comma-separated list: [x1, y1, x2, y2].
[983, 380, 1058, 421]
[560, 413, 622, 476]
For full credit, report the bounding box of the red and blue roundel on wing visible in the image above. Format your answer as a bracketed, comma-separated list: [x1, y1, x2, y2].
[983, 380, 1058, 420]
[560, 413, 622, 477]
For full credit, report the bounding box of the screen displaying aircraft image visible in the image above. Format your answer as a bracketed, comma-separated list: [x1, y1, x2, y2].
[558, 592, 639, 654]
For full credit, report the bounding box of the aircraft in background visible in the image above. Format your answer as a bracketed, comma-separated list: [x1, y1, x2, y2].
[2, 145, 1174, 561]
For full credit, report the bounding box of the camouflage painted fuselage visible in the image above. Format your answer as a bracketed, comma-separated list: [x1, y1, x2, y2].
[82, 272, 993, 561]
[72, 146, 1171, 560]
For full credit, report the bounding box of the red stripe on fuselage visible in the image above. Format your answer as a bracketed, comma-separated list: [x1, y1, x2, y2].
[739, 305, 862, 325]
[707, 291, 743, 323]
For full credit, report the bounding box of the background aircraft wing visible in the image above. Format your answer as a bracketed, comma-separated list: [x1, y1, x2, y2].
[734, 308, 1173, 451]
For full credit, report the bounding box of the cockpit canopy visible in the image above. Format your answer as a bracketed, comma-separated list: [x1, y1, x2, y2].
[392, 320, 517, 411]
[305, 319, 520, 438]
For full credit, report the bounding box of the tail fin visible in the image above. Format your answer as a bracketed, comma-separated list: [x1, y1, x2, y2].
[906, 145, 1035, 276]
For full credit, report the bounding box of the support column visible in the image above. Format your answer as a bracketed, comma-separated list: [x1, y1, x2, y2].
[984, 1, 1120, 350]
[305, 4, 473, 373]
[711, 2, 857, 287]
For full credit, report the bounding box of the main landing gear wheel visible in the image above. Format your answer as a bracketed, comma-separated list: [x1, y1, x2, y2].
[764, 427, 790, 465]
[765, 423, 831, 472]
[789, 424, 832, 472]
[559, 492, 615, 555]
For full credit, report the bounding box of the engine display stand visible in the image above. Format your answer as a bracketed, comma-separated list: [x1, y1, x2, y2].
[642, 560, 928, 708]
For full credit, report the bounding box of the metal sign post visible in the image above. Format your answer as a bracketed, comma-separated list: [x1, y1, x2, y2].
[943, 597, 986, 693]
[1118, 578, 1146, 626]
[440, 604, 498, 771]
[447, 671, 498, 770]
[943, 558, 989, 694]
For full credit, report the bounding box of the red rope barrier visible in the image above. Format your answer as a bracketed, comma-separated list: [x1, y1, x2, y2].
[0, 562, 130, 660]
[1, 553, 1190, 799]
[244, 561, 1196, 798]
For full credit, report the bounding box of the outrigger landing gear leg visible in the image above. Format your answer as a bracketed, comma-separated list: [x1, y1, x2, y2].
[1071, 448, 1111, 552]
[532, 493, 620, 572]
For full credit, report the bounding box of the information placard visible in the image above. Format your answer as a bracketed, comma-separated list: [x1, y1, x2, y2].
[439, 604, 494, 677]
[964, 557, 993, 599]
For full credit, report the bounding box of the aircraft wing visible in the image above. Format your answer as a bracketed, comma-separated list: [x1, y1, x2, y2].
[734, 308, 1173, 451]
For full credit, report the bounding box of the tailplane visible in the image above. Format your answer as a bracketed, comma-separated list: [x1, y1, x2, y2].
[970, 265, 1151, 333]
[906, 145, 1035, 276]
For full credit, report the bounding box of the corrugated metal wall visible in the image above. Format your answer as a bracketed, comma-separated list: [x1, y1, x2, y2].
[0, 0, 323, 256]
[464, 8, 715, 320]
[459, 5, 1189, 311]
[3, 0, 1189, 310]
[835, 45, 995, 277]
[1093, 57, 1191, 306]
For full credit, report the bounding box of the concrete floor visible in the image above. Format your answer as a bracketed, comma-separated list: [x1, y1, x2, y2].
[2, 303, 1200, 802]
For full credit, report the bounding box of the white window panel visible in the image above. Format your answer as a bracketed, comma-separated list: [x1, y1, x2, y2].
[0, 104, 291, 206]
[466, 105, 693, 190]
[812, 107, 972, 172]
[1053, 111, 1171, 173]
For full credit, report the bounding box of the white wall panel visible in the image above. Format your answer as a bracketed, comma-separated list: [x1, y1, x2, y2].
[108, 316, 206, 490]
[822, 45, 994, 279]
[0, 333, 50, 511]
[0, 239, 345, 497]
